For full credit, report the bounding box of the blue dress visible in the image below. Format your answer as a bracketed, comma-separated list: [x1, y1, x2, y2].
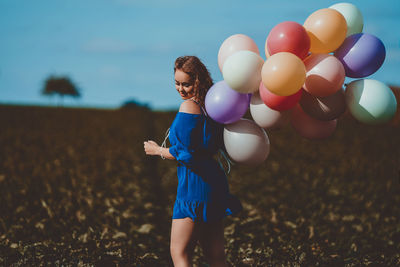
[168, 109, 242, 222]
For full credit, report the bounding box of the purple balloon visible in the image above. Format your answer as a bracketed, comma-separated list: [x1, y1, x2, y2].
[246, 93, 252, 107]
[334, 33, 386, 78]
[205, 81, 249, 124]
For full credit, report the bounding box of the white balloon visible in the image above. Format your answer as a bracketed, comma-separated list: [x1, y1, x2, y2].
[345, 79, 397, 124]
[330, 2, 363, 37]
[223, 118, 270, 165]
[217, 34, 260, 72]
[222, 50, 264, 94]
[250, 92, 290, 129]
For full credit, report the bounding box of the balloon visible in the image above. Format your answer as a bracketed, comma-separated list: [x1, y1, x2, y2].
[224, 118, 270, 165]
[261, 52, 306, 96]
[291, 105, 337, 140]
[303, 8, 347, 53]
[300, 88, 346, 121]
[334, 33, 386, 78]
[329, 3, 363, 37]
[218, 34, 260, 72]
[345, 79, 397, 124]
[247, 93, 252, 107]
[265, 40, 271, 58]
[250, 92, 290, 129]
[266, 21, 310, 59]
[222, 50, 264, 94]
[205, 81, 250, 124]
[303, 54, 345, 97]
[259, 81, 302, 111]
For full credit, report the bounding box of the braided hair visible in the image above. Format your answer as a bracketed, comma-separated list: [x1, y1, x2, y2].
[174, 56, 213, 108]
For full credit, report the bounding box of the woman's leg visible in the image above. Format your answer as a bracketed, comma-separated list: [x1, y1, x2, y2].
[170, 217, 198, 267]
[198, 219, 228, 267]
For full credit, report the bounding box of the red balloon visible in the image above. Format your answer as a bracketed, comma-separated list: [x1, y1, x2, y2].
[259, 82, 302, 111]
[266, 21, 310, 59]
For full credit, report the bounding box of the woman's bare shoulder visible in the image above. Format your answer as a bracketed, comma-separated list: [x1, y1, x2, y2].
[179, 99, 201, 114]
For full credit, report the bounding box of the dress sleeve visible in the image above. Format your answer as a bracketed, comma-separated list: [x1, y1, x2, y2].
[169, 113, 202, 167]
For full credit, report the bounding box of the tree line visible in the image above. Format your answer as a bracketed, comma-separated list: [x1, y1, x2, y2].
[41, 75, 149, 109]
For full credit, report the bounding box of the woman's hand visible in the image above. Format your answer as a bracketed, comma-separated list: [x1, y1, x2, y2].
[144, 140, 161, 156]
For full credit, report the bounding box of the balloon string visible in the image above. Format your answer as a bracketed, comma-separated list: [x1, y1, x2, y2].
[161, 128, 170, 149]
[191, 101, 231, 174]
[218, 149, 234, 176]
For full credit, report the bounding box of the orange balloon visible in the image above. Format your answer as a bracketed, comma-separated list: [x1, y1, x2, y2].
[303, 8, 347, 53]
[261, 52, 306, 96]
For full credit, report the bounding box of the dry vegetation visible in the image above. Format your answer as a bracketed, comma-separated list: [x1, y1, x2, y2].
[0, 104, 399, 266]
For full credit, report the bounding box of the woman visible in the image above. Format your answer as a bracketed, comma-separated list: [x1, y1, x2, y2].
[144, 56, 242, 266]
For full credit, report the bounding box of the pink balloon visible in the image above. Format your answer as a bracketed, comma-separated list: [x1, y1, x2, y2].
[290, 105, 337, 140]
[259, 82, 302, 111]
[303, 54, 345, 97]
[218, 34, 260, 72]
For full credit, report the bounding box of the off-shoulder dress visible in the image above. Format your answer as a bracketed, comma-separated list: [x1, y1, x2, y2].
[168, 105, 242, 222]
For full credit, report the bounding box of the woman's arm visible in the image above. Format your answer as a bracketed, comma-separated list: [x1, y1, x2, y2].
[144, 100, 200, 160]
[144, 140, 175, 160]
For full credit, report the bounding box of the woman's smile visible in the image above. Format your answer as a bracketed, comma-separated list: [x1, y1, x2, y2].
[175, 69, 195, 100]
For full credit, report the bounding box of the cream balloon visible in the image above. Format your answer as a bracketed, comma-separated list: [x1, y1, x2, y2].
[330, 3, 363, 37]
[224, 118, 270, 165]
[250, 92, 290, 129]
[218, 34, 260, 72]
[345, 79, 397, 124]
[222, 50, 264, 94]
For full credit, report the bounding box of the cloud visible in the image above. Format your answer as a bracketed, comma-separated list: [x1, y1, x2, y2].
[387, 48, 400, 61]
[98, 65, 123, 79]
[113, 0, 186, 8]
[82, 38, 136, 53]
[81, 37, 178, 55]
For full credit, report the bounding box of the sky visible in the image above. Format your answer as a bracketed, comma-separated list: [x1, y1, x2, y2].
[0, 0, 399, 110]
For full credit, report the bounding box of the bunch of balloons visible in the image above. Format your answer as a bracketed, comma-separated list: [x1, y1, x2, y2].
[204, 2, 397, 165]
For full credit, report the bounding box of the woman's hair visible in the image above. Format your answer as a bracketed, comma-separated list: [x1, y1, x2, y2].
[174, 56, 213, 107]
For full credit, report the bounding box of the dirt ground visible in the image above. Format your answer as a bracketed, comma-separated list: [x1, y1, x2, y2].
[1, 105, 399, 266]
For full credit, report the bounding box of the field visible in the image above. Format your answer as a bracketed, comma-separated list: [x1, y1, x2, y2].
[1, 104, 399, 266]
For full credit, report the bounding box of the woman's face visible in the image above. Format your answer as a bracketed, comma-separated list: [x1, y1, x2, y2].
[175, 69, 195, 100]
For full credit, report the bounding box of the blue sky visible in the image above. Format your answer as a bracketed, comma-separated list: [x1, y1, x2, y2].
[1, 0, 399, 110]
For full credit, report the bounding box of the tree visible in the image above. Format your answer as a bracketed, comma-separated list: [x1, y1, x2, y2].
[42, 76, 81, 106]
[120, 98, 150, 110]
